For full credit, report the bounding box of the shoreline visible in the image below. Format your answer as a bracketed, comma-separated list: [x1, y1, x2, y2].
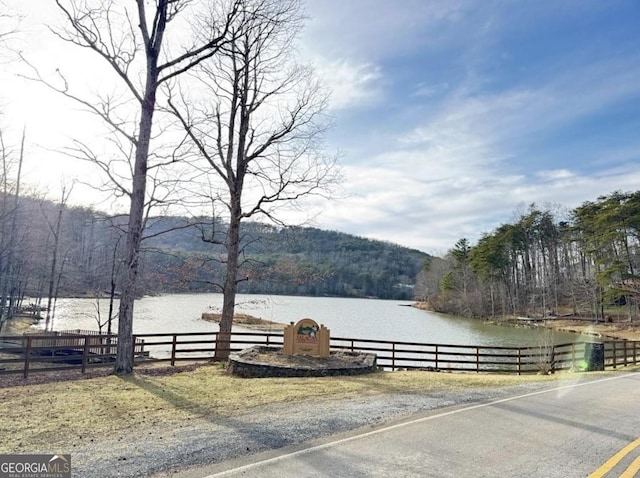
[5, 305, 640, 342]
[413, 302, 640, 342]
[537, 318, 640, 342]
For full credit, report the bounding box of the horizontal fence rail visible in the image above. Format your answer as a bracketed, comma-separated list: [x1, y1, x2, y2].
[329, 338, 593, 374]
[1, 331, 638, 379]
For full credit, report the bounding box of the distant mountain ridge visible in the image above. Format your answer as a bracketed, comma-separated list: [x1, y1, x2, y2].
[0, 195, 429, 301]
[143, 219, 430, 300]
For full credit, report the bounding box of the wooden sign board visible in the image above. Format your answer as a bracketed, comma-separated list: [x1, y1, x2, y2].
[282, 318, 330, 357]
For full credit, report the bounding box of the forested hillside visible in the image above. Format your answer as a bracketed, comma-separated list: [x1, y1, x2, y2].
[416, 191, 640, 322]
[143, 223, 426, 299]
[0, 195, 428, 323]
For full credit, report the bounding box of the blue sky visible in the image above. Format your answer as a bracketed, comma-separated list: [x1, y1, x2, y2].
[298, 0, 640, 253]
[2, 1, 639, 255]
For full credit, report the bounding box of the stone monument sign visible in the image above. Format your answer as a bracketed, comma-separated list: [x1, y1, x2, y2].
[282, 318, 330, 357]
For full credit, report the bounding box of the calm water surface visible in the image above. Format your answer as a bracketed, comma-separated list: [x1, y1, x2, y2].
[43, 293, 579, 347]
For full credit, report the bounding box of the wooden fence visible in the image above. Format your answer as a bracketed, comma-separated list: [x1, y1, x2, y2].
[0, 331, 146, 378]
[1, 331, 638, 379]
[21, 330, 145, 353]
[329, 337, 639, 373]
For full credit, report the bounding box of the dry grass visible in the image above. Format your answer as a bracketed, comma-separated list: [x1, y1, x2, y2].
[3, 313, 639, 455]
[0, 363, 610, 454]
[1, 316, 39, 336]
[0, 317, 39, 372]
[544, 319, 640, 341]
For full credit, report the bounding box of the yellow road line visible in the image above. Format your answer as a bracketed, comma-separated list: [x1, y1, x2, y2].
[590, 437, 640, 478]
[620, 455, 640, 478]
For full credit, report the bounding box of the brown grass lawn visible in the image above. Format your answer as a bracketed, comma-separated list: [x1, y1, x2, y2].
[2, 314, 639, 455]
[0, 363, 603, 454]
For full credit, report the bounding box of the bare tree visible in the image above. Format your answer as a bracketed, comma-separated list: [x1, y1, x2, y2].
[0, 127, 25, 329]
[105, 225, 126, 337]
[170, 0, 338, 359]
[42, 183, 73, 331]
[37, 0, 243, 373]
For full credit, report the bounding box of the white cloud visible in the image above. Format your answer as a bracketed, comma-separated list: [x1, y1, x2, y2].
[317, 160, 640, 253]
[4, 0, 639, 257]
[315, 59, 383, 111]
[314, 53, 640, 253]
[536, 169, 574, 180]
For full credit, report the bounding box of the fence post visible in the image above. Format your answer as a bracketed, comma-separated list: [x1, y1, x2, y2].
[132, 334, 137, 368]
[391, 343, 396, 371]
[476, 346, 480, 373]
[612, 341, 617, 369]
[171, 334, 177, 366]
[634, 341, 638, 365]
[266, 334, 270, 347]
[550, 345, 556, 374]
[571, 343, 576, 370]
[517, 348, 521, 376]
[623, 340, 628, 367]
[350, 340, 354, 353]
[434, 345, 438, 370]
[106, 334, 113, 359]
[81, 336, 90, 374]
[24, 336, 32, 379]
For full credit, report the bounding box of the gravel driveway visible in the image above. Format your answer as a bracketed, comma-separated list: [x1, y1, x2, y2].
[69, 380, 571, 478]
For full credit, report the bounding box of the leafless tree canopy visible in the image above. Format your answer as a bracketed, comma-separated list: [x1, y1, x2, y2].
[20, 0, 338, 368]
[45, 0, 245, 373]
[170, 0, 337, 224]
[168, 0, 339, 359]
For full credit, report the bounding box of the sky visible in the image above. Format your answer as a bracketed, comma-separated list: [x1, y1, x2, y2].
[2, 1, 640, 255]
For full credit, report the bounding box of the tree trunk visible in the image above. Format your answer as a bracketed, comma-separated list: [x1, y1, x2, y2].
[107, 256, 117, 337]
[114, 72, 157, 374]
[0, 128, 24, 327]
[45, 205, 63, 331]
[0, 140, 10, 327]
[215, 198, 241, 360]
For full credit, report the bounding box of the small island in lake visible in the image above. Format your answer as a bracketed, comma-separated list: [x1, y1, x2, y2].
[201, 312, 287, 330]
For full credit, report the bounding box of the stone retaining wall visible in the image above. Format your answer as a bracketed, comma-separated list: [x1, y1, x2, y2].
[227, 346, 378, 378]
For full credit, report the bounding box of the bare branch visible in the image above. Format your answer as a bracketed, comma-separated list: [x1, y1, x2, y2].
[157, 0, 242, 84]
[19, 56, 139, 146]
[53, 0, 144, 103]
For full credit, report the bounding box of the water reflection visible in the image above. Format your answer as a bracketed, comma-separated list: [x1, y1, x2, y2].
[43, 293, 579, 347]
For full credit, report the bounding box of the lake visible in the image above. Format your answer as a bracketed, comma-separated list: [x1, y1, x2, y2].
[42, 293, 579, 347]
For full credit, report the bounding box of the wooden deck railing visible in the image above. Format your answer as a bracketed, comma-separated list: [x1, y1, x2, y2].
[1, 331, 638, 379]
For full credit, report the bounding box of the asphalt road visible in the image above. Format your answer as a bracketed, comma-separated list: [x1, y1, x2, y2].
[191, 373, 640, 478]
